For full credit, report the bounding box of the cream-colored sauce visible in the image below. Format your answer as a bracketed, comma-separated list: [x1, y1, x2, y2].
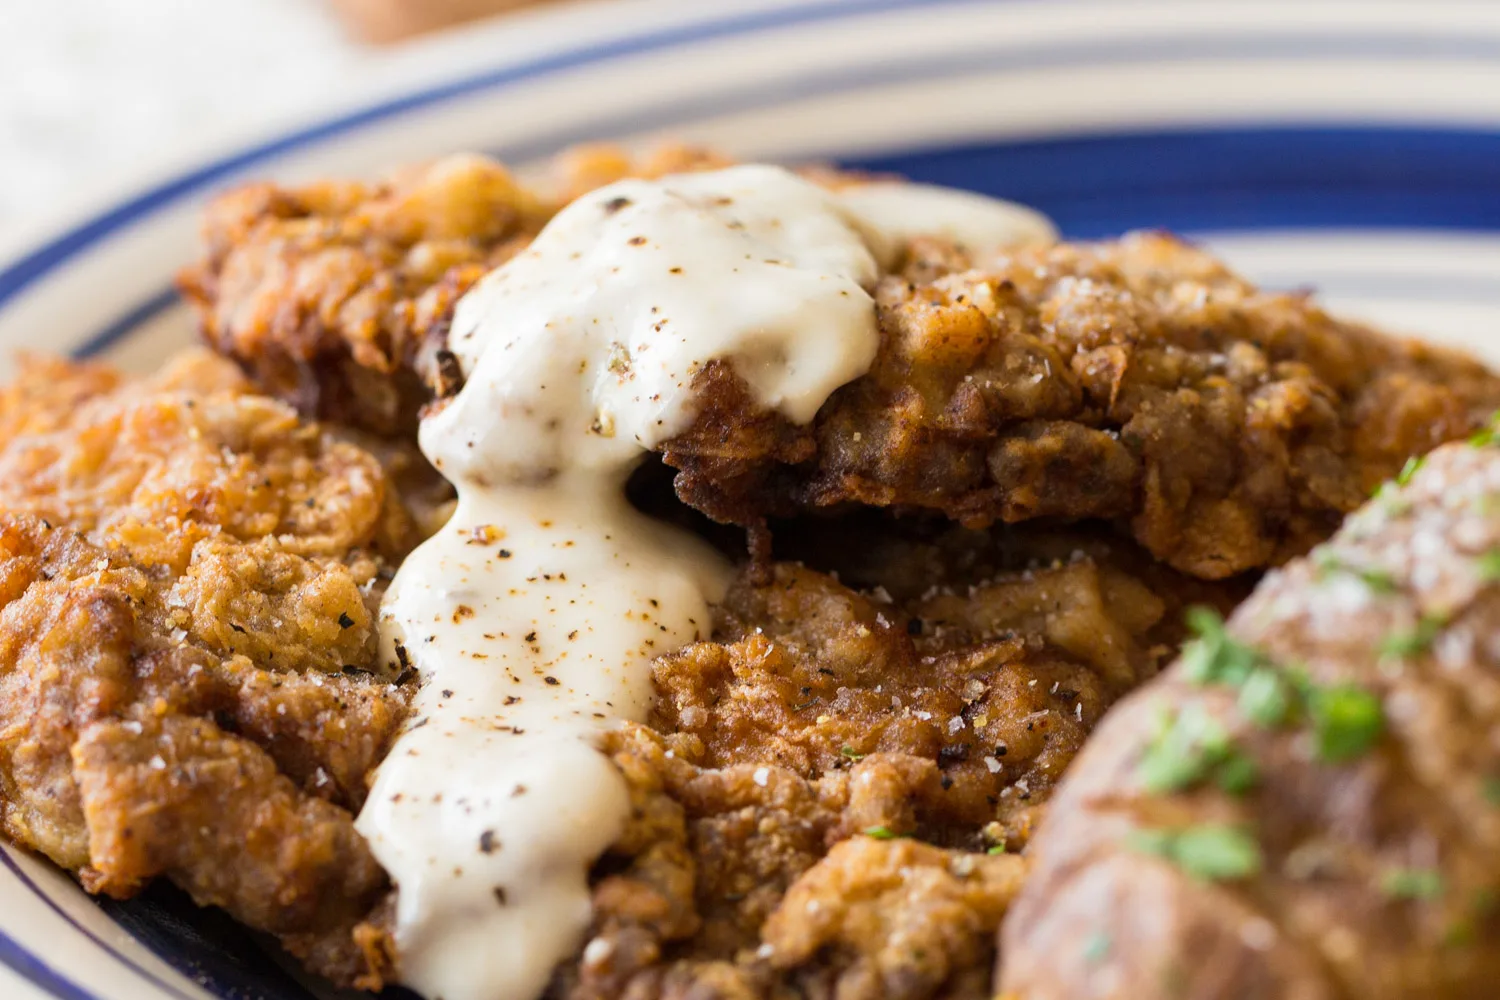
[836, 180, 1057, 267]
[356, 164, 1054, 1000]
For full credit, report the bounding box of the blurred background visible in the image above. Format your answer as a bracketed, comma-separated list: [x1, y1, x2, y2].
[0, 0, 540, 240]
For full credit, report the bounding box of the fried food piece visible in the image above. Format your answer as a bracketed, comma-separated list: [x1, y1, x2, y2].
[653, 556, 1175, 838]
[565, 726, 1031, 1000]
[177, 146, 730, 434]
[186, 148, 1500, 581]
[999, 438, 1500, 999]
[0, 353, 418, 984]
[513, 543, 1220, 1000]
[663, 233, 1500, 578]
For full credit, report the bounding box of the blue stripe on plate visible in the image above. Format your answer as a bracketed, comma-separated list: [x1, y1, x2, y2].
[848, 128, 1500, 238]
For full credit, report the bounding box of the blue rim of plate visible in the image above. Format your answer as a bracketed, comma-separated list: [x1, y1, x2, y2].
[2, 1, 1499, 998]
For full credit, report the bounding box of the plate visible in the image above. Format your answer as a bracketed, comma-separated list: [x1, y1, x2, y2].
[1, 1, 1498, 997]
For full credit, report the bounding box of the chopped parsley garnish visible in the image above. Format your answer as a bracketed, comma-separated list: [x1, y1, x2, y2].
[1396, 455, 1424, 486]
[1214, 751, 1260, 794]
[1477, 550, 1500, 583]
[1313, 550, 1397, 594]
[1308, 683, 1385, 762]
[1139, 607, 1388, 793]
[1180, 608, 1257, 686]
[840, 746, 866, 761]
[1379, 614, 1446, 659]
[987, 844, 1007, 855]
[1236, 667, 1293, 728]
[1380, 867, 1445, 900]
[1469, 411, 1500, 447]
[1482, 775, 1500, 807]
[1128, 824, 1263, 881]
[1138, 704, 1255, 795]
[862, 825, 897, 840]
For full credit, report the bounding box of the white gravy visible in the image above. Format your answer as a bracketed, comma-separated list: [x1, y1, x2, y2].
[356, 164, 1054, 1000]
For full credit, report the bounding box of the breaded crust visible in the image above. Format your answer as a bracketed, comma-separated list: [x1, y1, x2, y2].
[663, 233, 1500, 578]
[177, 146, 731, 434]
[0, 352, 417, 985]
[180, 152, 1500, 579]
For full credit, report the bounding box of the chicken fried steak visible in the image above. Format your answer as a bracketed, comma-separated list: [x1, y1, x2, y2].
[1000, 436, 1500, 999]
[22, 150, 1493, 1000]
[181, 152, 1500, 579]
[0, 349, 1237, 998]
[553, 542, 1236, 1000]
[0, 351, 416, 982]
[659, 233, 1500, 579]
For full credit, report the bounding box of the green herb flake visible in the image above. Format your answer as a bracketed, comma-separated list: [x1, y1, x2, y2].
[1379, 615, 1445, 660]
[1137, 705, 1230, 794]
[862, 825, 897, 840]
[1180, 607, 1258, 687]
[1380, 867, 1445, 901]
[1082, 931, 1112, 964]
[1477, 550, 1500, 583]
[1469, 411, 1500, 448]
[1313, 552, 1397, 594]
[1237, 668, 1292, 728]
[1214, 751, 1260, 795]
[1130, 824, 1263, 882]
[1308, 684, 1384, 762]
[987, 844, 1007, 855]
[1482, 775, 1500, 807]
[1396, 455, 1424, 487]
[840, 746, 866, 761]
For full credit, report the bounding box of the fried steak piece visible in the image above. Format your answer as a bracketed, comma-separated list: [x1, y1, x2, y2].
[0, 352, 417, 983]
[182, 152, 1500, 580]
[664, 233, 1500, 579]
[177, 146, 731, 435]
[349, 532, 1229, 1000]
[559, 541, 1235, 1000]
[1000, 437, 1500, 999]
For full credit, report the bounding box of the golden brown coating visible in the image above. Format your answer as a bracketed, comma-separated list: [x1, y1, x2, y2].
[564, 725, 1031, 1000]
[518, 538, 1227, 1000]
[1000, 439, 1500, 1000]
[0, 353, 418, 984]
[177, 146, 732, 434]
[653, 557, 1166, 836]
[663, 233, 1500, 579]
[183, 147, 1500, 581]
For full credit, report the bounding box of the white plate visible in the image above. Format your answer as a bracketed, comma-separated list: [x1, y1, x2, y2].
[1, 1, 1498, 998]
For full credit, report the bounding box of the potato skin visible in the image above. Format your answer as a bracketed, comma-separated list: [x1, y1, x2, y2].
[1000, 440, 1500, 1000]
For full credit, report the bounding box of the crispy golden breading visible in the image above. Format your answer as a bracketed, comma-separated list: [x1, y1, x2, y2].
[177, 146, 732, 434]
[563, 725, 1031, 1000]
[456, 540, 1224, 1000]
[663, 233, 1500, 579]
[0, 353, 418, 984]
[1000, 440, 1500, 1000]
[182, 150, 1500, 580]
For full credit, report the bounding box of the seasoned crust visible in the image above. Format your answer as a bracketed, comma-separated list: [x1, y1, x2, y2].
[0, 353, 419, 985]
[542, 539, 1230, 1000]
[177, 146, 733, 434]
[663, 233, 1500, 579]
[184, 148, 1500, 580]
[999, 440, 1500, 1000]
